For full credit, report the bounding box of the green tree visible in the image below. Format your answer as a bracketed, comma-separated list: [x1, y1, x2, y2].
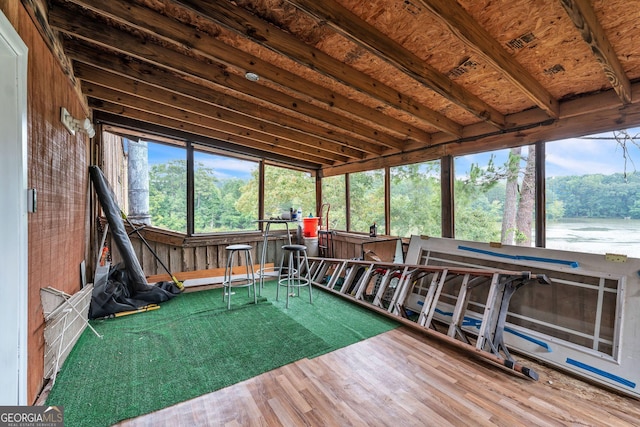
[515, 145, 536, 245]
[547, 172, 640, 219]
[235, 167, 259, 220]
[321, 175, 346, 230]
[193, 161, 222, 233]
[220, 178, 255, 230]
[149, 159, 257, 233]
[458, 146, 536, 245]
[236, 165, 315, 223]
[501, 147, 522, 244]
[454, 177, 502, 242]
[390, 162, 441, 237]
[265, 165, 315, 218]
[349, 170, 385, 232]
[149, 160, 187, 232]
[546, 200, 565, 221]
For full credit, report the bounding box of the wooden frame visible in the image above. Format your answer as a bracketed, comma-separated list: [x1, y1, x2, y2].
[0, 8, 28, 405]
[404, 235, 640, 398]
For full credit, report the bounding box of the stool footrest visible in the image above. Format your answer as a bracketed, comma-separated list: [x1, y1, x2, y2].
[223, 245, 257, 309]
[277, 244, 313, 308]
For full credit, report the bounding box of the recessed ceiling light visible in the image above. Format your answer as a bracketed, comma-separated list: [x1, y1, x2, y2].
[245, 72, 260, 82]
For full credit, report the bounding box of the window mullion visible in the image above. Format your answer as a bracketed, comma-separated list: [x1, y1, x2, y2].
[186, 141, 194, 236]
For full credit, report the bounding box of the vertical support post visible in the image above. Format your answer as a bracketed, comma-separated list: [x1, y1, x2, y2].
[535, 141, 546, 248]
[384, 166, 391, 236]
[258, 161, 265, 229]
[186, 141, 194, 235]
[441, 155, 454, 238]
[345, 173, 351, 232]
[315, 171, 322, 217]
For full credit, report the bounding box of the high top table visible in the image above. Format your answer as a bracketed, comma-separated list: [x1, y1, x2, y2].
[255, 219, 298, 288]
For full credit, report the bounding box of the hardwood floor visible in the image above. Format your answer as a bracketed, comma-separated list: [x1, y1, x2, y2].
[116, 327, 640, 426]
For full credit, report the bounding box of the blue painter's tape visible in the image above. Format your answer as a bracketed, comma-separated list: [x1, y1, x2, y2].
[434, 308, 482, 328]
[457, 245, 579, 268]
[566, 358, 636, 389]
[462, 318, 482, 328]
[458, 245, 514, 260]
[435, 309, 552, 351]
[434, 308, 452, 316]
[504, 327, 551, 352]
[518, 255, 579, 268]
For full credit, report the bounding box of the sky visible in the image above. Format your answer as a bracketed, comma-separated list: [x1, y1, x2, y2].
[454, 126, 640, 179]
[141, 141, 257, 180]
[134, 126, 640, 181]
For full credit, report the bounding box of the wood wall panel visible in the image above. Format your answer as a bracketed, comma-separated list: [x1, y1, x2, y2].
[194, 246, 207, 270]
[101, 226, 367, 284]
[2, 2, 90, 403]
[107, 228, 276, 277]
[100, 132, 127, 211]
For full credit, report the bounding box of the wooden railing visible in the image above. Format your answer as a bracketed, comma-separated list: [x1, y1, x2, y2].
[105, 222, 407, 278]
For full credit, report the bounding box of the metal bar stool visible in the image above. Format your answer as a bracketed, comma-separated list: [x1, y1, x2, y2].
[277, 244, 312, 308]
[223, 244, 257, 309]
[256, 219, 294, 289]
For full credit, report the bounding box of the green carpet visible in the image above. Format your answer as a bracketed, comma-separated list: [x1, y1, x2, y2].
[46, 282, 398, 427]
[260, 280, 398, 355]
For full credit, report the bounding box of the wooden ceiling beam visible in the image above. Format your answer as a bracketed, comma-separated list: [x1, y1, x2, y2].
[283, 0, 506, 127]
[83, 83, 350, 164]
[323, 83, 640, 177]
[88, 97, 338, 166]
[413, 0, 560, 118]
[63, 39, 387, 157]
[96, 113, 321, 170]
[175, 0, 463, 137]
[48, 5, 407, 152]
[560, 0, 631, 104]
[21, 0, 88, 114]
[60, 0, 430, 145]
[76, 64, 365, 160]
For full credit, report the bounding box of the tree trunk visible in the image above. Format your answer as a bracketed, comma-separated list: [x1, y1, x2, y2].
[501, 147, 520, 244]
[516, 145, 536, 246]
[128, 139, 151, 224]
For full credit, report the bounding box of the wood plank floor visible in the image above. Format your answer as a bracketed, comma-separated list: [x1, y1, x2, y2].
[115, 327, 640, 426]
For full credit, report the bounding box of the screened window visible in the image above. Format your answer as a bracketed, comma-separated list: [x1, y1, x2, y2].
[454, 146, 536, 245]
[193, 149, 257, 233]
[146, 141, 187, 233]
[545, 128, 640, 257]
[349, 169, 385, 233]
[321, 175, 346, 230]
[390, 161, 441, 237]
[263, 164, 315, 222]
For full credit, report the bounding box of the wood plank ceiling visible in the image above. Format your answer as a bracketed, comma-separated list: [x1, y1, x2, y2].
[30, 0, 640, 174]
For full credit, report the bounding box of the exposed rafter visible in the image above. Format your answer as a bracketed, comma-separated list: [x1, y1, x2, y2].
[175, 0, 463, 137]
[49, 4, 408, 153]
[64, 0, 430, 144]
[64, 40, 386, 157]
[560, 0, 632, 104]
[79, 68, 361, 161]
[26, 0, 639, 173]
[283, 0, 508, 127]
[413, 0, 560, 118]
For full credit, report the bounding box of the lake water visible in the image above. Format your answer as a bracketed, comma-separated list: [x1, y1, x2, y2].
[546, 218, 640, 258]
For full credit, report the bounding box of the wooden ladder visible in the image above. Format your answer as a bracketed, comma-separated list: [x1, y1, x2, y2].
[307, 257, 549, 379]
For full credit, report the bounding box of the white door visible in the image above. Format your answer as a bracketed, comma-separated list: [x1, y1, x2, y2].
[0, 10, 28, 405]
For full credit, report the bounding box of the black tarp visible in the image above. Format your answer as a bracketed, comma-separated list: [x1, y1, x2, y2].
[89, 165, 181, 319]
